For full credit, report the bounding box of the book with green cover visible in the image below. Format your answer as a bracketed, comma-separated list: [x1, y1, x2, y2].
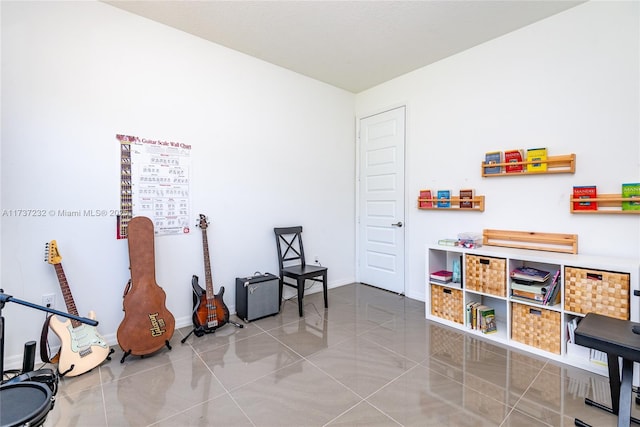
[622, 183, 640, 211]
[479, 306, 497, 334]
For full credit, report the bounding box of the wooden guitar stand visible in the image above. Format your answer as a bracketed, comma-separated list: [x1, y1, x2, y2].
[116, 217, 176, 363]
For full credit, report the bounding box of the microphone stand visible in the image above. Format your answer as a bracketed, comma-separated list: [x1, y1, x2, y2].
[0, 289, 98, 382]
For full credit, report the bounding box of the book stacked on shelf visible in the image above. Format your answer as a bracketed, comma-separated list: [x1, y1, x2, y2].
[504, 149, 524, 173]
[510, 269, 560, 306]
[437, 238, 459, 247]
[510, 266, 550, 282]
[465, 301, 497, 334]
[484, 151, 502, 174]
[430, 270, 453, 284]
[572, 185, 597, 211]
[418, 189, 433, 208]
[526, 147, 548, 172]
[622, 183, 640, 211]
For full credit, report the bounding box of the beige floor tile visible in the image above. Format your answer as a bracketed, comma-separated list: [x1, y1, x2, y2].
[24, 283, 627, 427]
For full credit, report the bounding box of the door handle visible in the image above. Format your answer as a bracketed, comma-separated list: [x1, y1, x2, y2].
[391, 221, 403, 227]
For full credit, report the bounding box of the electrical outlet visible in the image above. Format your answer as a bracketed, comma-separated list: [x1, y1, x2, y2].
[314, 256, 319, 264]
[42, 293, 55, 308]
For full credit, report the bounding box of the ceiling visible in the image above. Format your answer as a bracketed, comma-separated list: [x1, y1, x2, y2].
[104, 1, 584, 93]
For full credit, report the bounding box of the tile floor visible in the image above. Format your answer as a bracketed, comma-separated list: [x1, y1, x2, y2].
[26, 283, 640, 426]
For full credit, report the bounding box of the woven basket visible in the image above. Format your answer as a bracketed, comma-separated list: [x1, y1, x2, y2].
[511, 302, 561, 354]
[564, 267, 630, 320]
[430, 284, 464, 324]
[465, 255, 506, 297]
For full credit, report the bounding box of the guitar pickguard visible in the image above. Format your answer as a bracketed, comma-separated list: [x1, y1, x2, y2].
[67, 323, 109, 354]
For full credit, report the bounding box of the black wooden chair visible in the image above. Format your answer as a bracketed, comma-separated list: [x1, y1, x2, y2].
[274, 226, 328, 317]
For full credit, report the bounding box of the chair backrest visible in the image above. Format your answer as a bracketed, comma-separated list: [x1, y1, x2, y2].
[274, 226, 306, 270]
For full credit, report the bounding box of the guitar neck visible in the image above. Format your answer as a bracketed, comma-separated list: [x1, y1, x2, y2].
[201, 229, 215, 300]
[53, 263, 81, 327]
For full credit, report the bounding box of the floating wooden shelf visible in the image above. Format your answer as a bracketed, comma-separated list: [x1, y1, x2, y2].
[418, 196, 485, 212]
[570, 194, 640, 214]
[481, 154, 576, 177]
[483, 229, 578, 254]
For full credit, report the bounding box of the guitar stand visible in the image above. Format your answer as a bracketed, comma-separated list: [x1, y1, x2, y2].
[181, 321, 244, 344]
[119, 341, 172, 364]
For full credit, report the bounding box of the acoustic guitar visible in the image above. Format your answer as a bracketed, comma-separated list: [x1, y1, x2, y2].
[116, 216, 175, 360]
[190, 214, 229, 335]
[45, 240, 110, 377]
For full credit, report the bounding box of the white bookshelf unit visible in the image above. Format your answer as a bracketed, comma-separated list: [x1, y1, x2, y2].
[426, 243, 640, 376]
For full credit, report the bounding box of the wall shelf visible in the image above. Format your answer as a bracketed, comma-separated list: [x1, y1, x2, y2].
[481, 154, 576, 177]
[418, 196, 485, 212]
[570, 193, 640, 214]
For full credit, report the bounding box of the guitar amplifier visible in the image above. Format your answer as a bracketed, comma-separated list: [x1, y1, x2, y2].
[235, 273, 280, 322]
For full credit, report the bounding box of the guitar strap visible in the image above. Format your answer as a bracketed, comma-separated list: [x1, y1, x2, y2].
[39, 315, 60, 364]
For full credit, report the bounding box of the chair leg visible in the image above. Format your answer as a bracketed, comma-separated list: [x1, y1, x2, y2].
[297, 278, 305, 317]
[278, 278, 284, 309]
[322, 272, 328, 309]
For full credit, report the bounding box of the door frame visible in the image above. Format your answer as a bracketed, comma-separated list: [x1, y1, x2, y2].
[355, 104, 408, 294]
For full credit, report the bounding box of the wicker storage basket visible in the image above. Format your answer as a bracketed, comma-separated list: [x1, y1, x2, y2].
[564, 267, 630, 320]
[511, 302, 561, 354]
[465, 255, 506, 297]
[430, 284, 464, 324]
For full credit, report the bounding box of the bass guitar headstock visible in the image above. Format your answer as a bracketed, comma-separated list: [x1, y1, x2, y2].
[45, 240, 62, 265]
[197, 214, 209, 230]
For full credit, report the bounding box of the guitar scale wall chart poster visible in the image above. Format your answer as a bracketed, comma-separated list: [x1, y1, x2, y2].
[116, 134, 192, 238]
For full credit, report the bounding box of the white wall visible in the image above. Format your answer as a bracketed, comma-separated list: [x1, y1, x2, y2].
[356, 1, 640, 301]
[1, 1, 356, 367]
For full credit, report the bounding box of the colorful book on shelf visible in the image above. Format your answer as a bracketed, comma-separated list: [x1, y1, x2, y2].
[436, 190, 451, 208]
[452, 257, 462, 283]
[478, 306, 497, 334]
[504, 149, 524, 173]
[484, 151, 502, 174]
[544, 279, 562, 305]
[466, 301, 481, 329]
[622, 183, 640, 211]
[526, 147, 547, 172]
[418, 189, 433, 208]
[510, 266, 551, 282]
[542, 270, 561, 305]
[459, 189, 474, 208]
[572, 186, 598, 211]
[430, 270, 453, 283]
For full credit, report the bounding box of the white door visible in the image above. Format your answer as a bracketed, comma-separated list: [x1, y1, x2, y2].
[357, 107, 405, 294]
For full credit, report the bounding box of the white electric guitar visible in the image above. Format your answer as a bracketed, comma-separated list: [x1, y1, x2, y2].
[45, 240, 110, 376]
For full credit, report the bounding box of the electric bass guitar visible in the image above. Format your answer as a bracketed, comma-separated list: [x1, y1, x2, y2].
[45, 240, 110, 377]
[190, 214, 229, 335]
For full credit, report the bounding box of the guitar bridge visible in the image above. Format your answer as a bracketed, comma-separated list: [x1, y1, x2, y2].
[207, 320, 219, 328]
[79, 348, 93, 358]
